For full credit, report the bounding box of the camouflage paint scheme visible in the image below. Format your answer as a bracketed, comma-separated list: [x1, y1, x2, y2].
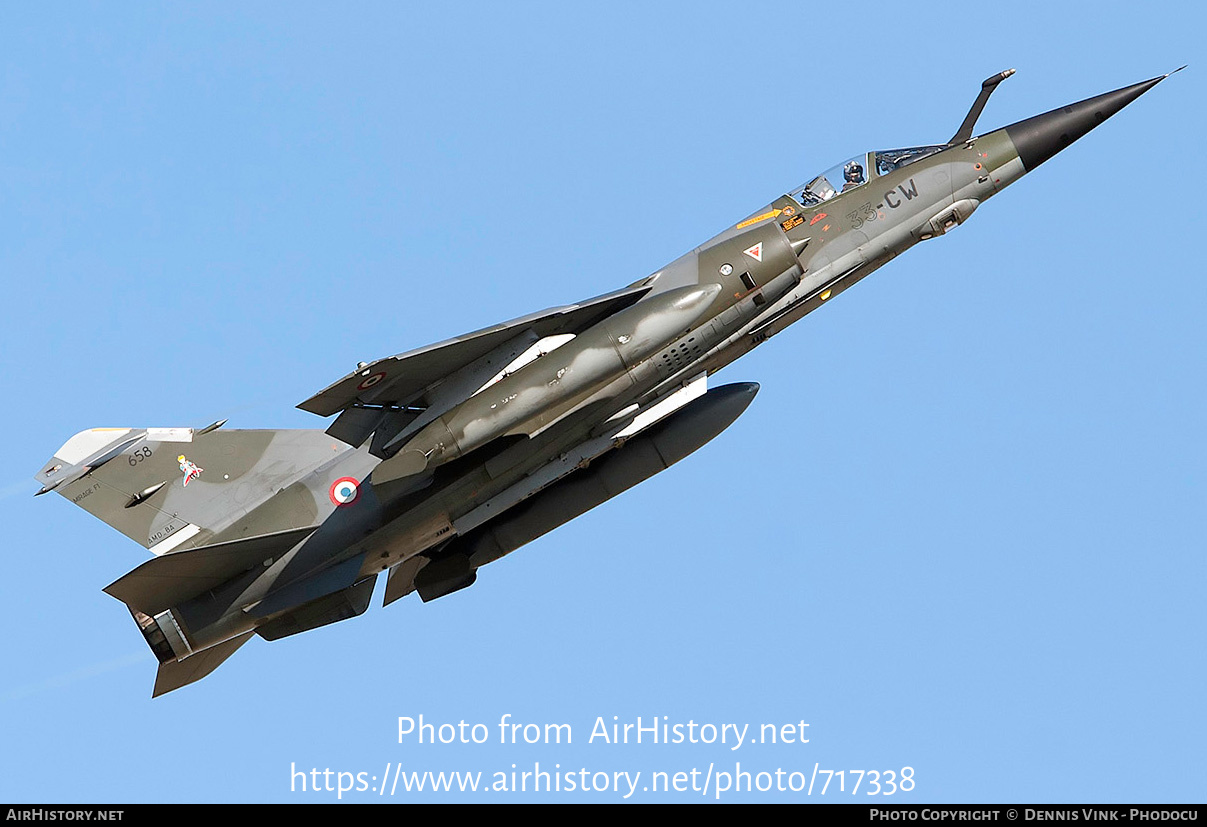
[36, 70, 1175, 696]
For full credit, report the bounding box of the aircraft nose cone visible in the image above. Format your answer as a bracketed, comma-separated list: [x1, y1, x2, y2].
[1004, 73, 1171, 171]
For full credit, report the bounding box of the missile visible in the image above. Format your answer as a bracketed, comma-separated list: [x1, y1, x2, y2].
[374, 283, 723, 482]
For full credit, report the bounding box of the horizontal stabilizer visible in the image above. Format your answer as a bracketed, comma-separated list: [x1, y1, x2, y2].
[105, 526, 318, 616]
[152, 632, 254, 698]
[298, 282, 653, 417]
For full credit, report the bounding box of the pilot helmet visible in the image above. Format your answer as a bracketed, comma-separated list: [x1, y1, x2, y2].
[844, 161, 864, 183]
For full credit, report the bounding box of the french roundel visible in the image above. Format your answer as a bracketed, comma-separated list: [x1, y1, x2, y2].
[357, 371, 386, 391]
[329, 477, 361, 507]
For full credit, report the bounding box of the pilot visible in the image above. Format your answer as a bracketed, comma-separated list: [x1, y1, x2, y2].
[842, 160, 865, 191]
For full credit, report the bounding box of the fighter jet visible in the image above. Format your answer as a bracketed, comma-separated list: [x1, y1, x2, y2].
[37, 69, 1175, 695]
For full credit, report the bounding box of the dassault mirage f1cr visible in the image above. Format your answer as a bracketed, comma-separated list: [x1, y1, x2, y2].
[38, 69, 1176, 695]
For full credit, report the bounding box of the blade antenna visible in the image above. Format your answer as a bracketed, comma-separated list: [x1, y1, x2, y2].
[948, 68, 1015, 145]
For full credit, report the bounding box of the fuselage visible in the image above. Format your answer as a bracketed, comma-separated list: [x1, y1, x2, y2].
[303, 127, 1023, 593]
[42, 71, 1170, 693]
[164, 118, 1095, 656]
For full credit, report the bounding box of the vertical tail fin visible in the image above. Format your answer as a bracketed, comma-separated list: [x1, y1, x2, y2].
[37, 427, 343, 555]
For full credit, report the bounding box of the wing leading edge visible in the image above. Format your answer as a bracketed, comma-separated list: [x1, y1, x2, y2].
[297, 282, 654, 418]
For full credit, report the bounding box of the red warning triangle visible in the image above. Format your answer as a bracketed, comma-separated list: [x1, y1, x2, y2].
[743, 242, 763, 262]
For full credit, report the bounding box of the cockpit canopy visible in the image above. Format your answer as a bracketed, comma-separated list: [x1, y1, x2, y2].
[790, 145, 946, 206]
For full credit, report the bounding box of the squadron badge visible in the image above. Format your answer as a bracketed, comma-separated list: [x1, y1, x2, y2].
[178, 455, 203, 487]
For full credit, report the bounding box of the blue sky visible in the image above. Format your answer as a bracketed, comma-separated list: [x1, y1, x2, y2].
[2, 2, 1204, 803]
